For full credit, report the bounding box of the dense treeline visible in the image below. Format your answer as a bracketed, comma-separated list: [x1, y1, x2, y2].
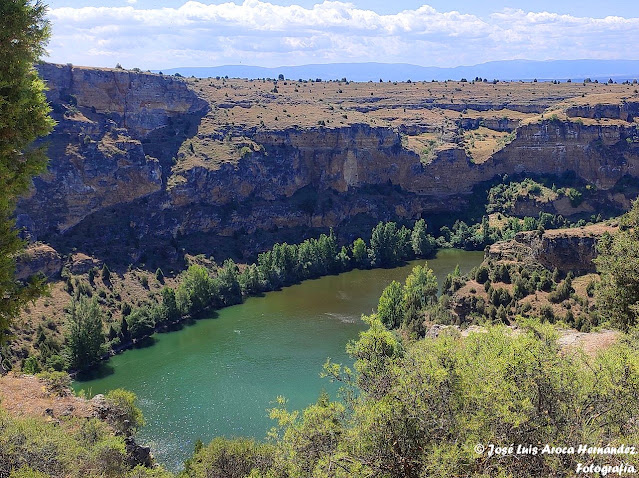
[22, 175, 607, 373]
[60, 220, 437, 371]
[436, 210, 590, 251]
[45, 205, 605, 372]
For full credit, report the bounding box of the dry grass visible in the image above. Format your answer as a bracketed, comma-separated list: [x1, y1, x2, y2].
[462, 126, 512, 163]
[0, 373, 94, 420]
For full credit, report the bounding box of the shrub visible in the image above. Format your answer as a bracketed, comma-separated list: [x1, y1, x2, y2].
[185, 437, 276, 477]
[22, 356, 41, 374]
[37, 371, 72, 397]
[104, 389, 145, 436]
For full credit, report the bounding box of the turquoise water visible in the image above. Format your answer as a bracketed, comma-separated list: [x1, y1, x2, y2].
[75, 249, 483, 470]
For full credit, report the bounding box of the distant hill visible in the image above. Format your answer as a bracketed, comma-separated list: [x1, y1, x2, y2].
[156, 59, 639, 82]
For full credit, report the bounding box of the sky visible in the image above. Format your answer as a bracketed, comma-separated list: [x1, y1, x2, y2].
[44, 1, 639, 70]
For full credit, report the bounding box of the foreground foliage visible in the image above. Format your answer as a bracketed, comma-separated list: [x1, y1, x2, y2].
[184, 320, 639, 478]
[595, 199, 639, 331]
[0, 0, 54, 348]
[0, 408, 157, 478]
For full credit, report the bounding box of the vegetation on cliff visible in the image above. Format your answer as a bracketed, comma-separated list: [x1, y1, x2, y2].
[0, 375, 167, 478]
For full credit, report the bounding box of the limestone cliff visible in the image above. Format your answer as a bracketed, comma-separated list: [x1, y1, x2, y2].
[487, 224, 616, 274]
[15, 64, 639, 263]
[18, 63, 207, 236]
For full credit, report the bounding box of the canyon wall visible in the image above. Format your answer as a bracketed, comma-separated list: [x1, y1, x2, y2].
[16, 65, 639, 262]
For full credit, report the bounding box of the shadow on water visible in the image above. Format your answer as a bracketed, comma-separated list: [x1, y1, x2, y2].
[76, 363, 115, 381]
[157, 310, 220, 334]
[133, 336, 157, 349]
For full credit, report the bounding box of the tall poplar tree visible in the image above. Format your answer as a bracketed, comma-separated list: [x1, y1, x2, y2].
[0, 1, 54, 346]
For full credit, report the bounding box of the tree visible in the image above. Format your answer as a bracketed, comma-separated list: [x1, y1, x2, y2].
[595, 227, 639, 331]
[217, 259, 242, 306]
[65, 296, 105, 370]
[402, 264, 438, 328]
[345, 314, 403, 398]
[238, 263, 261, 295]
[377, 280, 404, 329]
[369, 222, 404, 267]
[411, 219, 435, 257]
[160, 286, 180, 323]
[352, 238, 369, 268]
[176, 265, 215, 316]
[0, 0, 54, 347]
[126, 307, 155, 340]
[101, 264, 111, 283]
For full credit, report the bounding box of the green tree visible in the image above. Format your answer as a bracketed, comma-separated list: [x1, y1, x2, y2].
[159, 286, 179, 323]
[336, 245, 351, 271]
[595, 228, 639, 330]
[402, 264, 438, 328]
[104, 388, 145, 436]
[217, 259, 242, 306]
[268, 391, 345, 476]
[101, 264, 111, 283]
[411, 219, 435, 257]
[0, 0, 55, 347]
[376, 280, 404, 329]
[126, 307, 155, 340]
[65, 296, 105, 370]
[238, 263, 261, 295]
[352, 238, 369, 268]
[176, 265, 215, 316]
[346, 314, 403, 398]
[370, 222, 404, 267]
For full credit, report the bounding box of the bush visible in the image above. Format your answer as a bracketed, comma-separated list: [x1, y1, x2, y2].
[0, 410, 130, 478]
[474, 265, 489, 283]
[22, 356, 41, 374]
[184, 437, 276, 477]
[540, 304, 555, 322]
[37, 371, 72, 397]
[104, 389, 145, 436]
[261, 321, 639, 477]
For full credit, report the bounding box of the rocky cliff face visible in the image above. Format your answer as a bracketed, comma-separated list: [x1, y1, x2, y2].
[15, 65, 639, 263]
[17, 63, 207, 237]
[487, 225, 616, 274]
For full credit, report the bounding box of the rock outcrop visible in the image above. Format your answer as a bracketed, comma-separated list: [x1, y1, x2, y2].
[487, 224, 616, 273]
[18, 63, 207, 237]
[15, 244, 62, 280]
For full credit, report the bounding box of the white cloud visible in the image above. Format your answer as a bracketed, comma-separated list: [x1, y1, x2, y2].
[46, 1, 639, 69]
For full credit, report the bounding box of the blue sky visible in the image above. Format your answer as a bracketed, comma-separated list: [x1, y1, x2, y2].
[44, 1, 639, 69]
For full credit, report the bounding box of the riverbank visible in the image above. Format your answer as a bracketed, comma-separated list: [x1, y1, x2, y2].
[74, 251, 484, 470]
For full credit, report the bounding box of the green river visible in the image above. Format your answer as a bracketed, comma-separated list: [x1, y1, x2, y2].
[74, 249, 483, 470]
